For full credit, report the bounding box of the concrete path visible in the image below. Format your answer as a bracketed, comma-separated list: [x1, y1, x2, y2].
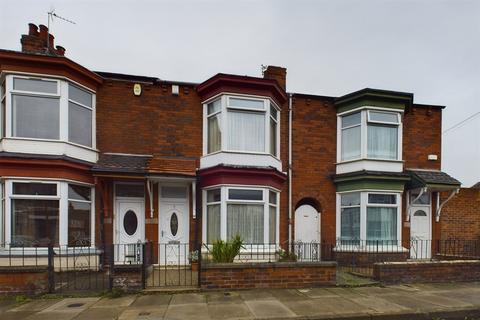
[1, 282, 480, 319]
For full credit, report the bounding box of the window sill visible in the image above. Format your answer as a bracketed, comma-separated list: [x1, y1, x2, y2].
[336, 159, 404, 174]
[200, 151, 282, 171]
[336, 158, 404, 165]
[0, 137, 98, 163]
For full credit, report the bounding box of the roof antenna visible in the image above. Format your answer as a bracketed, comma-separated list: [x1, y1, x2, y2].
[47, 9, 76, 53]
[261, 64, 267, 76]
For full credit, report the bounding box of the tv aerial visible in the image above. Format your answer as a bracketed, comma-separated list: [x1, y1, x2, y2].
[46, 9, 76, 52]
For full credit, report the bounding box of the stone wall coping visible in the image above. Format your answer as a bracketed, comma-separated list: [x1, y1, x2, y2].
[375, 259, 480, 266]
[202, 261, 337, 269]
[0, 266, 48, 273]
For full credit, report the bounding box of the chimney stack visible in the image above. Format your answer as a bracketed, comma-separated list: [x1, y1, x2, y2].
[263, 65, 287, 91]
[21, 23, 66, 56]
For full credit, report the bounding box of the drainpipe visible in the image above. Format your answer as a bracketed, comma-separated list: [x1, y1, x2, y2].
[288, 93, 293, 245]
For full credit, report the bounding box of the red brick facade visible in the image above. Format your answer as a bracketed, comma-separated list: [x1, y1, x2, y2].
[441, 188, 480, 240]
[0, 23, 470, 266]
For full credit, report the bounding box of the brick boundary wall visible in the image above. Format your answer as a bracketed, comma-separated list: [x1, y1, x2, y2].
[373, 260, 480, 283]
[0, 267, 49, 295]
[335, 251, 409, 267]
[200, 262, 336, 290]
[112, 265, 143, 292]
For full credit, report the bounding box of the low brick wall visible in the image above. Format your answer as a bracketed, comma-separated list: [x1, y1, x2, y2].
[335, 251, 408, 267]
[373, 260, 480, 283]
[112, 265, 143, 292]
[201, 262, 336, 290]
[0, 267, 49, 295]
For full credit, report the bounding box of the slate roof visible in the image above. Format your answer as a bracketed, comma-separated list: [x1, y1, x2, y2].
[472, 182, 480, 189]
[92, 153, 152, 174]
[407, 169, 461, 186]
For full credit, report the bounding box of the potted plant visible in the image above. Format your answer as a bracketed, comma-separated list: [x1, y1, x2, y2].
[189, 250, 199, 271]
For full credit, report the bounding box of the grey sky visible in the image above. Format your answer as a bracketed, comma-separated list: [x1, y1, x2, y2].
[1, 0, 479, 186]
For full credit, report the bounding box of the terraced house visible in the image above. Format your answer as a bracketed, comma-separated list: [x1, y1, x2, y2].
[0, 24, 473, 292]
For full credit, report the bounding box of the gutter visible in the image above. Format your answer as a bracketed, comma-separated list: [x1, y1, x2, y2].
[288, 93, 293, 245]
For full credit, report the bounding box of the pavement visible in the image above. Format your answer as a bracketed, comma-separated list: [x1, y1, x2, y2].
[1, 282, 480, 320]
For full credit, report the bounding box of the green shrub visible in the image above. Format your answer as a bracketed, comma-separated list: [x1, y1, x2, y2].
[211, 235, 244, 263]
[276, 249, 297, 262]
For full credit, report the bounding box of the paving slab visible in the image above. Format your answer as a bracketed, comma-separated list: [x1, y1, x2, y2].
[73, 306, 126, 320]
[9, 298, 61, 312]
[239, 290, 275, 301]
[164, 303, 209, 320]
[131, 294, 172, 307]
[301, 287, 343, 298]
[324, 287, 362, 299]
[93, 295, 137, 308]
[2, 311, 36, 320]
[414, 292, 474, 308]
[39, 297, 100, 314]
[24, 311, 79, 320]
[207, 303, 254, 320]
[381, 293, 447, 311]
[206, 291, 243, 304]
[281, 299, 336, 318]
[170, 292, 206, 305]
[348, 295, 411, 314]
[314, 296, 372, 316]
[245, 300, 296, 319]
[267, 289, 307, 301]
[435, 290, 480, 306]
[118, 307, 167, 320]
[351, 286, 399, 296]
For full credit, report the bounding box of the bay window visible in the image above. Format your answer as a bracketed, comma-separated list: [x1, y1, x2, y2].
[3, 75, 95, 149]
[337, 191, 401, 247]
[204, 95, 279, 156]
[3, 180, 94, 248]
[339, 109, 401, 162]
[203, 186, 279, 245]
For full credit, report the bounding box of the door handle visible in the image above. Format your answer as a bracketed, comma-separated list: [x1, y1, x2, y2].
[161, 230, 164, 237]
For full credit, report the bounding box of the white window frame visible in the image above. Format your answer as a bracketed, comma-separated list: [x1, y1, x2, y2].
[3, 178, 95, 252]
[202, 93, 280, 158]
[202, 185, 280, 250]
[3, 73, 96, 150]
[337, 107, 403, 163]
[336, 190, 403, 251]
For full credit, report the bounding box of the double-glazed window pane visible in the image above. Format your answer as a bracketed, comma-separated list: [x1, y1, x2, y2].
[227, 204, 264, 243]
[367, 124, 398, 159]
[369, 111, 398, 124]
[68, 185, 91, 201]
[12, 199, 59, 247]
[341, 192, 360, 206]
[207, 189, 221, 203]
[269, 206, 276, 243]
[68, 102, 92, 147]
[206, 204, 220, 244]
[207, 99, 221, 115]
[341, 125, 361, 160]
[161, 186, 187, 199]
[13, 182, 57, 196]
[68, 201, 91, 246]
[12, 95, 60, 139]
[229, 98, 264, 110]
[340, 207, 360, 242]
[68, 84, 92, 107]
[410, 192, 430, 205]
[207, 114, 221, 153]
[341, 112, 361, 128]
[270, 117, 277, 156]
[367, 207, 397, 243]
[368, 194, 396, 204]
[228, 189, 263, 201]
[13, 78, 57, 94]
[227, 111, 265, 152]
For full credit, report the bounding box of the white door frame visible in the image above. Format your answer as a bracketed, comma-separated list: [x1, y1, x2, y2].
[158, 184, 190, 265]
[294, 204, 321, 243]
[410, 198, 432, 259]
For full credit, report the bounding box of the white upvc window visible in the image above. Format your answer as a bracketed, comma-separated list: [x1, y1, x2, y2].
[3, 74, 96, 148]
[203, 94, 280, 157]
[3, 179, 94, 248]
[338, 109, 402, 162]
[337, 191, 402, 247]
[203, 186, 279, 246]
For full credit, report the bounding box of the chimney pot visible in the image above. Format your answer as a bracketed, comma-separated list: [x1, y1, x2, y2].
[55, 45, 66, 56]
[28, 23, 38, 36]
[38, 24, 49, 41]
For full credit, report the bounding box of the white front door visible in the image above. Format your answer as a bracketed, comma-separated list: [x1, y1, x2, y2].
[410, 205, 432, 259]
[159, 186, 189, 265]
[116, 200, 145, 263]
[294, 204, 320, 261]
